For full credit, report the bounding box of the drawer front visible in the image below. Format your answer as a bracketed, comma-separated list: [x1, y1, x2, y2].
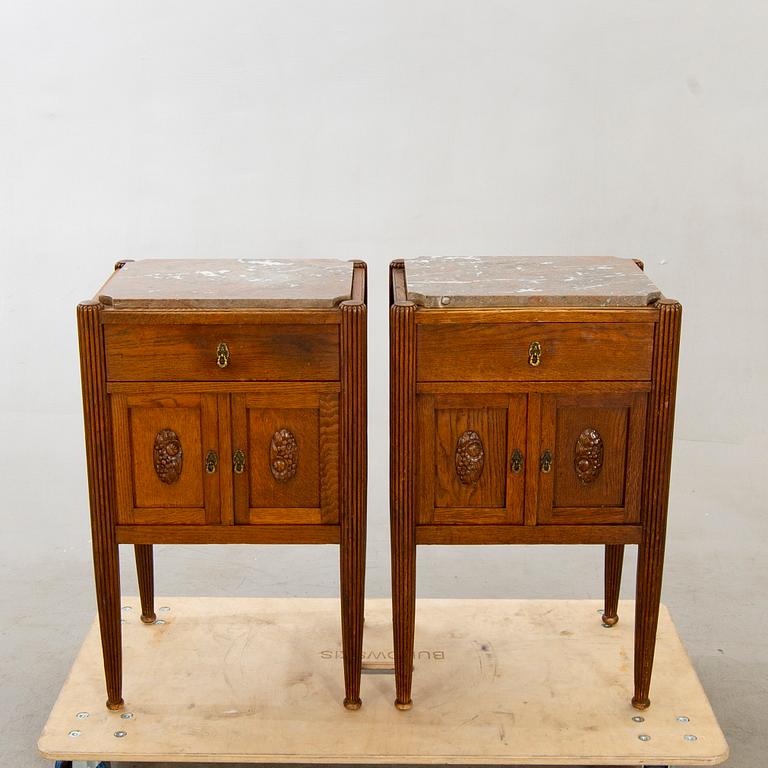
[105, 324, 340, 381]
[417, 322, 654, 381]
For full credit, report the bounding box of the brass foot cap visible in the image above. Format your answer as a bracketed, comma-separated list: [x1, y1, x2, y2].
[343, 698, 362, 711]
[632, 697, 651, 711]
[394, 699, 413, 711]
[140, 613, 157, 624]
[106, 698, 124, 711]
[601, 614, 619, 627]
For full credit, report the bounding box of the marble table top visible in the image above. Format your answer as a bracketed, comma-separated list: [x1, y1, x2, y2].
[404, 256, 661, 308]
[98, 258, 355, 309]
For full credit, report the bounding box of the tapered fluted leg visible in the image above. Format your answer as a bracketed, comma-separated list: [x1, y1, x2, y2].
[602, 544, 624, 627]
[78, 300, 123, 710]
[93, 537, 123, 710]
[134, 544, 156, 624]
[633, 538, 666, 709]
[391, 513, 415, 710]
[633, 299, 682, 709]
[340, 289, 367, 710]
[390, 278, 416, 710]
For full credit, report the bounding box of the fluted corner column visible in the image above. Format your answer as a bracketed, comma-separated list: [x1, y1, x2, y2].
[77, 300, 123, 711]
[390, 260, 416, 710]
[633, 299, 682, 710]
[339, 265, 367, 711]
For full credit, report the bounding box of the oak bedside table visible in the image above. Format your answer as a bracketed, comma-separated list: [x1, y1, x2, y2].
[389, 256, 681, 711]
[78, 258, 367, 711]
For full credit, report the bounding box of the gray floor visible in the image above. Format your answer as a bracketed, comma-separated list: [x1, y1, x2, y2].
[1, 412, 764, 768]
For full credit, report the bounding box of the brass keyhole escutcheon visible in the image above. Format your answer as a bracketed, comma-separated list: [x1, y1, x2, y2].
[205, 450, 218, 474]
[216, 342, 230, 369]
[528, 341, 542, 367]
[233, 449, 246, 474]
[540, 449, 553, 473]
[510, 448, 524, 474]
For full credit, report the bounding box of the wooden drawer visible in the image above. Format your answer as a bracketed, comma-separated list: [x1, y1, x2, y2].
[105, 324, 340, 382]
[417, 322, 654, 382]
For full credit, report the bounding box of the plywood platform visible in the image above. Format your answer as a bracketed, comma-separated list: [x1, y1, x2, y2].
[39, 598, 728, 765]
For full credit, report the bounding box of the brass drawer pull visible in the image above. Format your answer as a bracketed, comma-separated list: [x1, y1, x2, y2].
[528, 341, 542, 367]
[233, 449, 246, 474]
[216, 342, 230, 369]
[510, 448, 524, 474]
[205, 450, 218, 474]
[540, 449, 553, 473]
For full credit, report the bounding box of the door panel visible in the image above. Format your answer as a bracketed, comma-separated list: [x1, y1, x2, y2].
[111, 392, 221, 525]
[537, 392, 646, 524]
[417, 393, 527, 525]
[232, 389, 339, 524]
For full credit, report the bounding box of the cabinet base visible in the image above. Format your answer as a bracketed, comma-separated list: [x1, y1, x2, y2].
[39, 597, 727, 765]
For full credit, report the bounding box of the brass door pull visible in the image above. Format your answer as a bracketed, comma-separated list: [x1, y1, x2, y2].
[528, 341, 542, 367]
[510, 448, 524, 474]
[540, 449, 553, 473]
[233, 449, 246, 474]
[205, 450, 218, 474]
[216, 342, 230, 369]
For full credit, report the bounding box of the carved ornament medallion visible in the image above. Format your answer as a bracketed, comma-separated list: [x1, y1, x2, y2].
[154, 428, 183, 484]
[575, 427, 603, 484]
[455, 430, 485, 484]
[270, 428, 298, 482]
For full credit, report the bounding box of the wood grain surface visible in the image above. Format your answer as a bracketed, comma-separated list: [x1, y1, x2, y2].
[417, 322, 654, 381]
[105, 323, 340, 381]
[39, 597, 728, 766]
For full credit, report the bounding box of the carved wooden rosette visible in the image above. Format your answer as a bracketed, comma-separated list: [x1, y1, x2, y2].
[575, 427, 603, 484]
[389, 261, 416, 710]
[633, 299, 682, 709]
[77, 301, 124, 710]
[270, 428, 298, 482]
[154, 428, 183, 484]
[339, 264, 367, 710]
[455, 430, 485, 484]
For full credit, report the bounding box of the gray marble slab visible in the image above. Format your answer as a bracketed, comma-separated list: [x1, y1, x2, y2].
[98, 258, 355, 309]
[404, 256, 661, 308]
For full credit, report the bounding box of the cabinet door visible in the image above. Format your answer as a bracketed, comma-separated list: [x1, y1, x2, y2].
[231, 389, 339, 525]
[112, 392, 222, 525]
[536, 392, 647, 524]
[416, 393, 527, 525]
